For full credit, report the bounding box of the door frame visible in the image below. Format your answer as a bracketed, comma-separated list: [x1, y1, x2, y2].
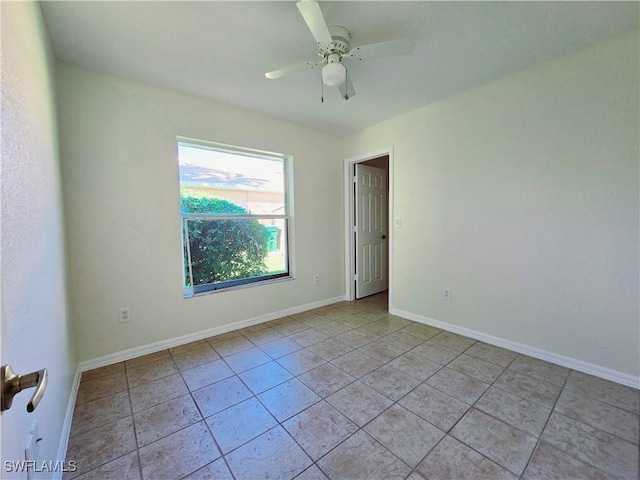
[344, 146, 394, 307]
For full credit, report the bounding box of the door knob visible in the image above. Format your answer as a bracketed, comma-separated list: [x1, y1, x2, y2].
[382, 235, 387, 239]
[1, 365, 48, 412]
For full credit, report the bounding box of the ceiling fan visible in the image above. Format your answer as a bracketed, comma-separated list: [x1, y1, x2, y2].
[265, 0, 415, 101]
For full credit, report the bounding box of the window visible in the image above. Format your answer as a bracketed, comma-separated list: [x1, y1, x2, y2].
[177, 139, 292, 296]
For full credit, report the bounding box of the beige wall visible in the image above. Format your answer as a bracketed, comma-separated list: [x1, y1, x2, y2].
[345, 30, 640, 381]
[56, 65, 345, 362]
[1, 1, 77, 472]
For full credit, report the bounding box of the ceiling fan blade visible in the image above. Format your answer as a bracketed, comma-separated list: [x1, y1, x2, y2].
[296, 1, 333, 48]
[339, 75, 356, 100]
[347, 38, 415, 61]
[265, 59, 325, 80]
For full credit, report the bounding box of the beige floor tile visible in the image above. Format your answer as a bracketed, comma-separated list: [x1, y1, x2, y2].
[64, 295, 635, 480]
[295, 465, 329, 480]
[334, 329, 378, 348]
[129, 373, 188, 413]
[451, 408, 538, 475]
[133, 394, 201, 447]
[401, 323, 442, 340]
[564, 371, 639, 414]
[289, 328, 330, 347]
[224, 346, 272, 373]
[330, 349, 383, 378]
[183, 458, 234, 480]
[388, 351, 442, 381]
[209, 335, 254, 357]
[359, 340, 406, 363]
[465, 342, 518, 367]
[426, 367, 489, 404]
[410, 343, 460, 365]
[72, 451, 140, 480]
[361, 365, 422, 401]
[447, 353, 505, 383]
[124, 350, 171, 369]
[80, 363, 125, 384]
[475, 386, 552, 436]
[493, 369, 561, 407]
[364, 404, 444, 467]
[523, 440, 616, 480]
[541, 412, 638, 479]
[205, 330, 241, 345]
[237, 360, 293, 394]
[307, 338, 353, 361]
[427, 331, 476, 352]
[271, 319, 311, 336]
[382, 330, 425, 350]
[126, 357, 177, 388]
[226, 426, 312, 480]
[206, 397, 277, 453]
[71, 390, 131, 437]
[181, 358, 234, 391]
[299, 362, 355, 397]
[169, 339, 209, 356]
[555, 388, 639, 445]
[508, 355, 570, 387]
[315, 320, 353, 337]
[172, 344, 220, 371]
[317, 430, 411, 480]
[257, 378, 320, 422]
[326, 381, 393, 427]
[65, 416, 137, 478]
[138, 421, 219, 480]
[75, 371, 128, 405]
[259, 337, 303, 359]
[277, 349, 326, 376]
[282, 400, 358, 460]
[398, 383, 469, 432]
[192, 375, 253, 417]
[417, 435, 517, 480]
[242, 326, 285, 345]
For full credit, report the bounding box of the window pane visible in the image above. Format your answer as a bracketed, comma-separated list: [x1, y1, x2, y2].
[178, 144, 285, 214]
[184, 217, 289, 291]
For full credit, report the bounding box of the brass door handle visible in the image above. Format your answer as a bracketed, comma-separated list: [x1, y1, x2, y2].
[1, 365, 48, 412]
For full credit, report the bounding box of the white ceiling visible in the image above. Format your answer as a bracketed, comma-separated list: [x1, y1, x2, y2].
[41, 1, 638, 136]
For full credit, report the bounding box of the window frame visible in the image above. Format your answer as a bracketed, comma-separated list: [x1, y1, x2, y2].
[177, 137, 294, 297]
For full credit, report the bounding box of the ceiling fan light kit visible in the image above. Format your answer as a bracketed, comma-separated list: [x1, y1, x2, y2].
[322, 55, 346, 87]
[264, 0, 415, 101]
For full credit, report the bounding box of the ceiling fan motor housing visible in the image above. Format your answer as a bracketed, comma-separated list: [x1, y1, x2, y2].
[325, 25, 351, 55]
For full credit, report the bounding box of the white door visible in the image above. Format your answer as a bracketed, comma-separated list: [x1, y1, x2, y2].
[355, 164, 388, 299]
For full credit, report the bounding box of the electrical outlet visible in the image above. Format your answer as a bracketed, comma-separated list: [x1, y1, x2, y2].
[443, 288, 452, 300]
[313, 274, 320, 284]
[119, 307, 131, 323]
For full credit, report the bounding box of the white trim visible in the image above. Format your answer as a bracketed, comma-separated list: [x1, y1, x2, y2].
[79, 296, 346, 372]
[391, 307, 640, 389]
[343, 147, 394, 308]
[53, 366, 82, 480]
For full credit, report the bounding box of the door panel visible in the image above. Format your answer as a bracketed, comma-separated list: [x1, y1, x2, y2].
[355, 164, 388, 299]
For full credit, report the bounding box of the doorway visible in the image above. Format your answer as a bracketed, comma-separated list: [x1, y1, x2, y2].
[344, 148, 393, 305]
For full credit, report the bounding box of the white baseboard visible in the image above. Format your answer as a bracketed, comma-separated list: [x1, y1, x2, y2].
[391, 307, 640, 389]
[79, 295, 346, 372]
[54, 365, 82, 480]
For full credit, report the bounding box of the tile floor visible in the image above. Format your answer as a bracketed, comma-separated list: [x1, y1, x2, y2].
[66, 293, 640, 480]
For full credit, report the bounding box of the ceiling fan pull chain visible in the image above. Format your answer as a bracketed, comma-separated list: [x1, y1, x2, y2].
[321, 74, 324, 103]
